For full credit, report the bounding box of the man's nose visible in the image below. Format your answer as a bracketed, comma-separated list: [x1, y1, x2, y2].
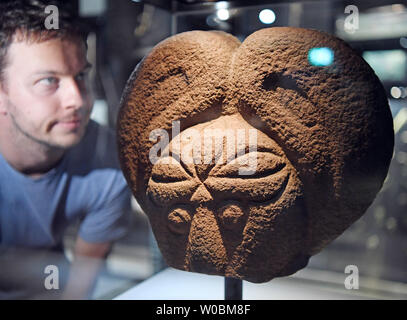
[61, 78, 86, 110]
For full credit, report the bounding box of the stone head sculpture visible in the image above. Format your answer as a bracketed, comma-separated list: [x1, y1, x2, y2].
[117, 27, 394, 283]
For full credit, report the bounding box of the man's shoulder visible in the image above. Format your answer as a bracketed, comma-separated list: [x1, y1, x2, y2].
[65, 120, 121, 173]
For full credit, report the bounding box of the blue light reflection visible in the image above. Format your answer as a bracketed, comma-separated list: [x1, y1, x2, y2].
[308, 47, 334, 67]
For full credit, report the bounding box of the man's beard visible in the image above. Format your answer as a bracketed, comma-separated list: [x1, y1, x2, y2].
[6, 99, 82, 151]
[9, 112, 62, 149]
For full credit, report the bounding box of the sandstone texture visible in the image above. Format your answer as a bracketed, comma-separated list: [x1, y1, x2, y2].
[117, 27, 394, 283]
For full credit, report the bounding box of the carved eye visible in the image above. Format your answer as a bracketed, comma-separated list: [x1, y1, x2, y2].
[167, 206, 192, 235]
[147, 156, 199, 206]
[204, 151, 290, 203]
[151, 156, 191, 183]
[211, 152, 286, 178]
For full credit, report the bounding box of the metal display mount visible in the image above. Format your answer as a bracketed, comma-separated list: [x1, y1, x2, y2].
[225, 277, 243, 300]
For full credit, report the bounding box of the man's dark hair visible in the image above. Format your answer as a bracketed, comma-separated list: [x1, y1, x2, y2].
[0, 0, 87, 82]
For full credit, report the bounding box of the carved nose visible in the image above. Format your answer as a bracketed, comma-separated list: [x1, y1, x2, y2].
[186, 205, 227, 273]
[190, 184, 213, 202]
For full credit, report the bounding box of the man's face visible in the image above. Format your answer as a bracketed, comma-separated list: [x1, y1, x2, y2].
[0, 37, 93, 149]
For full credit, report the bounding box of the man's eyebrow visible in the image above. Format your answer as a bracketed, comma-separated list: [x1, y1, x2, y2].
[32, 63, 93, 76]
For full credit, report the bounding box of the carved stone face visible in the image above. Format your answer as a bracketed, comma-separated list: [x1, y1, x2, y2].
[117, 27, 394, 282]
[146, 114, 305, 279]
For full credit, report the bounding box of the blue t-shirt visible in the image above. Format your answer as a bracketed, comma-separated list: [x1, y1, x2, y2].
[0, 120, 131, 249]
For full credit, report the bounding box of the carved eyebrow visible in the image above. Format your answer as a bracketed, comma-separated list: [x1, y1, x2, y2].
[151, 156, 193, 183]
[262, 72, 307, 99]
[171, 154, 196, 178]
[156, 67, 190, 85]
[209, 151, 286, 179]
[231, 138, 283, 157]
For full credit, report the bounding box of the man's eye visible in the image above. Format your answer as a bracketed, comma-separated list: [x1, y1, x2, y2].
[38, 77, 58, 86]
